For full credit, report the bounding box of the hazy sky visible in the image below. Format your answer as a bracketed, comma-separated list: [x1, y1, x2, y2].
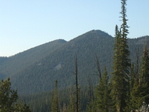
[0, 0, 149, 57]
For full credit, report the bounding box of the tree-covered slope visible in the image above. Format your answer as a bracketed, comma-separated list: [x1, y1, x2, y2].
[10, 30, 115, 94]
[11, 31, 149, 95]
[0, 39, 66, 79]
[0, 30, 149, 95]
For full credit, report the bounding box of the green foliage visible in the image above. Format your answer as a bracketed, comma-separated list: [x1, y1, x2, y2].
[14, 101, 31, 112]
[111, 0, 131, 111]
[0, 30, 148, 95]
[86, 78, 95, 112]
[87, 99, 96, 112]
[130, 46, 149, 110]
[95, 67, 109, 112]
[120, 0, 129, 38]
[67, 88, 75, 112]
[138, 46, 149, 105]
[10, 30, 113, 95]
[0, 78, 18, 111]
[0, 78, 31, 112]
[0, 29, 149, 112]
[130, 80, 140, 110]
[112, 28, 130, 112]
[51, 80, 60, 112]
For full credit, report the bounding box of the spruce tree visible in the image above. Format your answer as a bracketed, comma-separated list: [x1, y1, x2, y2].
[68, 88, 75, 112]
[130, 75, 140, 110]
[139, 45, 149, 105]
[130, 45, 149, 110]
[0, 78, 31, 112]
[96, 67, 109, 112]
[129, 50, 141, 110]
[86, 78, 96, 112]
[111, 0, 130, 111]
[87, 99, 96, 112]
[51, 80, 60, 112]
[74, 55, 80, 112]
[129, 63, 138, 110]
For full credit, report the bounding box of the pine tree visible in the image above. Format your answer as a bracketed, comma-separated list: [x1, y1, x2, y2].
[0, 78, 31, 112]
[130, 45, 149, 110]
[139, 45, 149, 105]
[51, 80, 60, 112]
[130, 76, 140, 110]
[87, 99, 96, 112]
[96, 67, 109, 112]
[14, 101, 31, 112]
[87, 78, 96, 112]
[68, 88, 75, 112]
[129, 50, 141, 110]
[111, 0, 130, 111]
[129, 63, 138, 109]
[74, 55, 80, 112]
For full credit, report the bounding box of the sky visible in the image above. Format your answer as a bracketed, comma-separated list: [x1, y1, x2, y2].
[0, 0, 149, 57]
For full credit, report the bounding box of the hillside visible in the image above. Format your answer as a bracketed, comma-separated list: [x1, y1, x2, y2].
[0, 30, 149, 95]
[11, 30, 114, 94]
[0, 39, 66, 79]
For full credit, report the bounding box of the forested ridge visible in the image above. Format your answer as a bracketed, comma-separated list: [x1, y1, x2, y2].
[0, 0, 149, 111]
[0, 28, 149, 112]
[0, 31, 148, 95]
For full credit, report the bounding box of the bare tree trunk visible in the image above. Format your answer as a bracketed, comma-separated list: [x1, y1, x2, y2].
[75, 55, 79, 112]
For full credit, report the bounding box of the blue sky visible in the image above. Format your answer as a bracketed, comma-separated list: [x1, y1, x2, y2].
[0, 0, 149, 56]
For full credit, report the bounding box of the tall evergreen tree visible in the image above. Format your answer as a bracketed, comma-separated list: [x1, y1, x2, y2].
[129, 49, 141, 110]
[86, 78, 95, 112]
[74, 55, 80, 112]
[51, 80, 60, 112]
[130, 45, 149, 110]
[130, 75, 140, 110]
[129, 63, 139, 110]
[87, 55, 102, 112]
[139, 45, 149, 105]
[111, 0, 130, 111]
[96, 67, 109, 112]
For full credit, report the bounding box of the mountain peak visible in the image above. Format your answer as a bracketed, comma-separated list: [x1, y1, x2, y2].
[69, 29, 112, 43]
[54, 39, 67, 43]
[86, 29, 111, 37]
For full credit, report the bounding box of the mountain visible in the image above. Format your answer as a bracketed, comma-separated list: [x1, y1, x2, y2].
[0, 39, 66, 79]
[10, 30, 114, 94]
[0, 30, 149, 95]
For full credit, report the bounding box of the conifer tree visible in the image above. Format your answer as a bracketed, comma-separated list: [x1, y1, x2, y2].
[130, 45, 149, 110]
[51, 80, 60, 112]
[0, 78, 31, 112]
[111, 0, 130, 111]
[74, 55, 80, 112]
[87, 78, 96, 112]
[87, 100, 96, 112]
[68, 88, 75, 112]
[138, 45, 149, 105]
[96, 67, 109, 112]
[129, 63, 138, 109]
[14, 101, 31, 112]
[130, 75, 140, 110]
[129, 50, 141, 110]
